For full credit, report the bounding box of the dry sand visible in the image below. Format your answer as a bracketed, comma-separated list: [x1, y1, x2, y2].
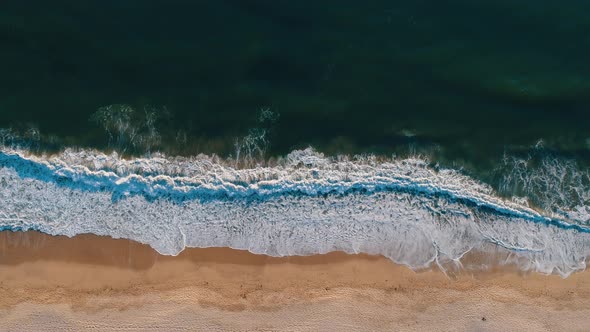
[0, 231, 589, 331]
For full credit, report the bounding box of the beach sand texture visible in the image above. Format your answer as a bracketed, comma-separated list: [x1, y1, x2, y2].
[1, 231, 590, 331]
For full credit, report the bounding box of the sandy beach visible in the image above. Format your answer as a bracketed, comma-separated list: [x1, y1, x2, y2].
[0, 231, 589, 331]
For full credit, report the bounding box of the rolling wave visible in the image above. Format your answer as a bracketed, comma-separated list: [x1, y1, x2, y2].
[0, 147, 588, 277]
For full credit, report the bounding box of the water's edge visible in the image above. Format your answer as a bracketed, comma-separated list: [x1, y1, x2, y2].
[1, 147, 588, 277]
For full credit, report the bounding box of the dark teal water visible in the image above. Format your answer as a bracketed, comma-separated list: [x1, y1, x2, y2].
[1, 1, 589, 167]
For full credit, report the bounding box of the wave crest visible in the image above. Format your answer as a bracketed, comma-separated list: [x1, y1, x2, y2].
[0, 147, 589, 277]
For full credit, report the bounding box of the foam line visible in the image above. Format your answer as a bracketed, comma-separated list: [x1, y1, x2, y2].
[1, 148, 589, 277]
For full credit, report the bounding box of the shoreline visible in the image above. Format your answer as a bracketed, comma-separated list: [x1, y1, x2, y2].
[1, 231, 590, 330]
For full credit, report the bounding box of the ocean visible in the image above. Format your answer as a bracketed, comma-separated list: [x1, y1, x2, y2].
[0, 1, 589, 276]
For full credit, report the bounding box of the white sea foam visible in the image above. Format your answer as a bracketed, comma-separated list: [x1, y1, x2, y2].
[0, 147, 589, 277]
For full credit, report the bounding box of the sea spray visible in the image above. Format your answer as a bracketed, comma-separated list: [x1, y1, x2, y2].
[1, 147, 589, 277]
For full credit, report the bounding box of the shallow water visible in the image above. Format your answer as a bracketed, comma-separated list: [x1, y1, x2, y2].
[0, 147, 588, 277]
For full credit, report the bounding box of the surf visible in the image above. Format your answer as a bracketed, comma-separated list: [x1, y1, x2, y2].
[0, 147, 588, 277]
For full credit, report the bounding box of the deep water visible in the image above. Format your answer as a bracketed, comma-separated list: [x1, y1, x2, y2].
[0, 1, 589, 168]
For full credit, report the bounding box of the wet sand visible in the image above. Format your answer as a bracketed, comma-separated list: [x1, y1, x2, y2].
[1, 231, 590, 331]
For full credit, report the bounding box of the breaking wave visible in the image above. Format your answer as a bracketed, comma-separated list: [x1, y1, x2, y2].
[0, 147, 588, 277]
